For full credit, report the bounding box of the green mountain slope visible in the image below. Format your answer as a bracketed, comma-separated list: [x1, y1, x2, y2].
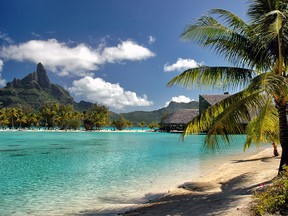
[0, 63, 74, 109]
[119, 101, 199, 125]
[0, 63, 199, 124]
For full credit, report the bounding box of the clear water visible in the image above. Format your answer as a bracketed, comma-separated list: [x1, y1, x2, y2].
[0, 131, 262, 215]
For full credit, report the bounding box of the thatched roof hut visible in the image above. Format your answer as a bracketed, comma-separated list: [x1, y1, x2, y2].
[200, 93, 257, 125]
[199, 94, 230, 113]
[160, 93, 233, 132]
[160, 109, 199, 132]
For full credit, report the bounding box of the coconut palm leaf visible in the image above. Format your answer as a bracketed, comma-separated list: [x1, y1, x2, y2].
[167, 66, 255, 90]
[182, 89, 262, 143]
[247, 72, 288, 102]
[181, 9, 273, 71]
[244, 97, 279, 150]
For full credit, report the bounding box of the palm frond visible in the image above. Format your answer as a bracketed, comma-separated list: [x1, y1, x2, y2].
[247, 72, 288, 101]
[244, 97, 279, 150]
[182, 89, 264, 150]
[181, 8, 274, 71]
[248, 0, 288, 74]
[203, 90, 265, 149]
[248, 0, 288, 24]
[167, 66, 255, 90]
[209, 9, 249, 33]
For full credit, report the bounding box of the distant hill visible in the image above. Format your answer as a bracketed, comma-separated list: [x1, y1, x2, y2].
[0, 63, 200, 124]
[120, 101, 199, 124]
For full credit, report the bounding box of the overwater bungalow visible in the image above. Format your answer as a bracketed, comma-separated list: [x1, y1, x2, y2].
[160, 93, 230, 133]
[160, 109, 199, 132]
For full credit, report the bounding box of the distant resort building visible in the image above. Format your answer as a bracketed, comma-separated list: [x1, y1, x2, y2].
[160, 93, 230, 132]
[199, 93, 230, 114]
[160, 109, 199, 132]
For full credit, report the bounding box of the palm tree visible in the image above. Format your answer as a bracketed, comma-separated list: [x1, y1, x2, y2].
[138, 121, 146, 130]
[27, 113, 41, 128]
[168, 0, 288, 173]
[6, 107, 19, 129]
[16, 112, 27, 129]
[0, 108, 9, 129]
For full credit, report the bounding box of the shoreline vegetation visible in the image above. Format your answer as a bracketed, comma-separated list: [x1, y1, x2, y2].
[0, 103, 160, 133]
[121, 147, 280, 216]
[0, 127, 153, 133]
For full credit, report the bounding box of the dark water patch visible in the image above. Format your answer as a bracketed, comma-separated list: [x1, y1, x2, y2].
[0, 149, 21, 152]
[8, 144, 22, 147]
[56, 147, 72, 150]
[41, 152, 51, 155]
[10, 153, 27, 157]
[15, 140, 27, 143]
[50, 144, 60, 146]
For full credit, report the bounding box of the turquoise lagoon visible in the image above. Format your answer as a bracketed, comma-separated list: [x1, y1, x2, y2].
[0, 131, 264, 215]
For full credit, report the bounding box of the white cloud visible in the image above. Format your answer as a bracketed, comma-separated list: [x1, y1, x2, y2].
[165, 95, 194, 107]
[102, 40, 155, 63]
[0, 38, 155, 77]
[69, 76, 153, 110]
[164, 58, 202, 72]
[148, 36, 156, 44]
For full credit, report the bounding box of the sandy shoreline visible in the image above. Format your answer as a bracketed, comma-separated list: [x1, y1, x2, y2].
[120, 147, 280, 216]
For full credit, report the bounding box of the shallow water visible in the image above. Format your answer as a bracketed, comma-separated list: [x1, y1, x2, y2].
[0, 131, 263, 215]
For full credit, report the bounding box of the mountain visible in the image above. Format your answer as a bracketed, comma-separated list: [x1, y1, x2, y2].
[120, 101, 199, 124]
[0, 63, 200, 124]
[0, 63, 87, 110]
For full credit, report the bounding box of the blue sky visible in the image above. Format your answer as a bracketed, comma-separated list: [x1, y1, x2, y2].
[0, 0, 247, 112]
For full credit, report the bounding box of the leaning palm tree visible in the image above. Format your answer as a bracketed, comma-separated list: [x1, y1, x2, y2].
[168, 0, 288, 172]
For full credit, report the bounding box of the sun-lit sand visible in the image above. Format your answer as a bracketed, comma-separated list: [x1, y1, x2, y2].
[122, 147, 280, 216]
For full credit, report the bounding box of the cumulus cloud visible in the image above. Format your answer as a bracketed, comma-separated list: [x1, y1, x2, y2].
[0, 38, 155, 77]
[69, 76, 153, 110]
[148, 36, 156, 44]
[102, 40, 155, 63]
[165, 95, 194, 107]
[164, 58, 202, 72]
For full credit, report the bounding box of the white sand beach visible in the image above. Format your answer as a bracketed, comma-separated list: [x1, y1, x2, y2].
[123, 147, 280, 216]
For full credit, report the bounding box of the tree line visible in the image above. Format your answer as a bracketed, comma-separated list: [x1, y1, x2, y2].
[0, 102, 160, 131]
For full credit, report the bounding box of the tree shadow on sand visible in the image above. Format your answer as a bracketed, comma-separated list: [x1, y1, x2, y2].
[119, 173, 273, 216]
[75, 157, 279, 216]
[232, 156, 277, 163]
[75, 172, 272, 216]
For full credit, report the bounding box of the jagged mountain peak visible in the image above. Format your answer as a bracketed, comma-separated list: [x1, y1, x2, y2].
[6, 62, 51, 89]
[0, 63, 74, 109]
[36, 62, 51, 88]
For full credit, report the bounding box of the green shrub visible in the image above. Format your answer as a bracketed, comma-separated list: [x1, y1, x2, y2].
[250, 166, 288, 215]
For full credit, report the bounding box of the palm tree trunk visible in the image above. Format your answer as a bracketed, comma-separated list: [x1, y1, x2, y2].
[272, 142, 279, 157]
[277, 104, 288, 173]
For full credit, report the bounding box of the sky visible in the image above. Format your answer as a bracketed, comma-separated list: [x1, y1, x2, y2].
[0, 0, 248, 113]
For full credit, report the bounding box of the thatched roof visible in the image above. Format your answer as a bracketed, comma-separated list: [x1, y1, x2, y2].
[200, 94, 230, 106]
[162, 109, 199, 124]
